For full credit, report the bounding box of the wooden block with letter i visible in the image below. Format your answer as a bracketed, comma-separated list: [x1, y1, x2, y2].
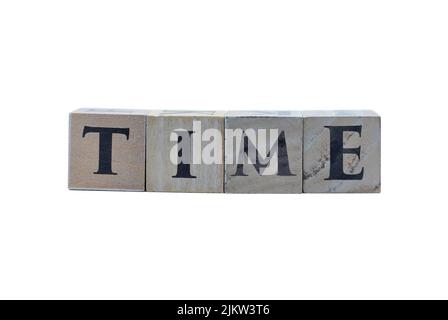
[68, 108, 150, 191]
[303, 110, 381, 193]
[146, 111, 225, 193]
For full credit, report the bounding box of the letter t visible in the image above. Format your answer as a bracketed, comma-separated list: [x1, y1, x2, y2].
[82, 126, 130, 175]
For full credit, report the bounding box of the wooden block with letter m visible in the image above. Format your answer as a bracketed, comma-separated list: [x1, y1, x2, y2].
[224, 111, 303, 193]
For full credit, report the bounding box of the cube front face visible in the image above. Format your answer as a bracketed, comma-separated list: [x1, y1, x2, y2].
[303, 111, 381, 193]
[146, 112, 224, 193]
[68, 110, 147, 191]
[224, 112, 303, 193]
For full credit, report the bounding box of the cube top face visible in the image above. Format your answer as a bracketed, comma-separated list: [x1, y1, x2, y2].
[301, 110, 379, 118]
[226, 110, 303, 118]
[72, 108, 155, 116]
[225, 115, 303, 193]
[303, 113, 381, 193]
[69, 110, 147, 191]
[146, 113, 224, 193]
[158, 110, 225, 117]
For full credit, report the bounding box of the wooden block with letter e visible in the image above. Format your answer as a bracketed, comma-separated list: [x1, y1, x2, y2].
[224, 111, 303, 193]
[146, 111, 225, 193]
[68, 108, 151, 191]
[303, 110, 381, 193]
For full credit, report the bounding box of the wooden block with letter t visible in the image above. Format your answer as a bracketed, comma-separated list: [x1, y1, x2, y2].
[68, 108, 150, 191]
[303, 110, 381, 193]
[146, 111, 225, 192]
[224, 111, 303, 193]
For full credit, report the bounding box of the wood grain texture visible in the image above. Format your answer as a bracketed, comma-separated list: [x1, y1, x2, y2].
[225, 112, 303, 193]
[69, 109, 149, 191]
[303, 110, 381, 193]
[146, 111, 224, 192]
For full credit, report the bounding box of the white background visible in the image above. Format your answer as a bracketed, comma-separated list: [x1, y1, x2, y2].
[0, 0, 447, 299]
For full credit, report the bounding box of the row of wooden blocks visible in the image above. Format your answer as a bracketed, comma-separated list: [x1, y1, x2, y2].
[68, 109, 381, 193]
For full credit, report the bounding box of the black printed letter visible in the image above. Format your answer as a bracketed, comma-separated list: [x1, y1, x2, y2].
[82, 126, 130, 175]
[324, 125, 364, 180]
[172, 131, 196, 179]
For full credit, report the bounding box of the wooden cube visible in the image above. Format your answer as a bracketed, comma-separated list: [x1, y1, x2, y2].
[68, 108, 149, 191]
[303, 110, 381, 193]
[224, 111, 303, 193]
[146, 111, 225, 192]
